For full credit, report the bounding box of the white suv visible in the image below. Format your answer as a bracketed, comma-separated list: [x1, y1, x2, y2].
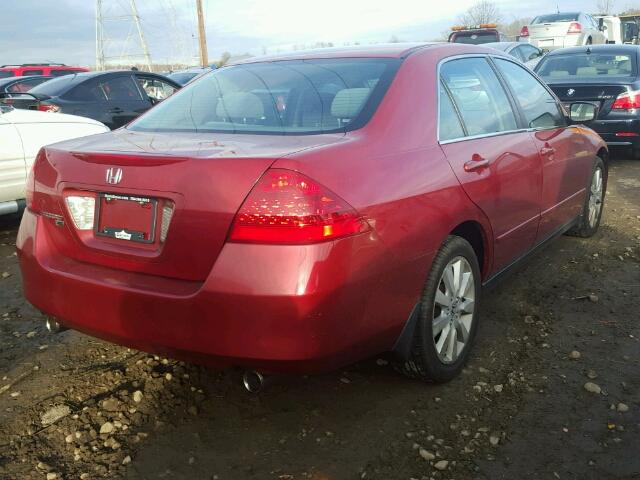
[0, 106, 108, 215]
[521, 12, 607, 50]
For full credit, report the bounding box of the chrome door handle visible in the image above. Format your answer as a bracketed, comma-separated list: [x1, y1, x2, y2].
[540, 146, 556, 156]
[464, 154, 490, 172]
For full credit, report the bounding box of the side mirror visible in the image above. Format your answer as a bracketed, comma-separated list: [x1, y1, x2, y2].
[569, 102, 597, 123]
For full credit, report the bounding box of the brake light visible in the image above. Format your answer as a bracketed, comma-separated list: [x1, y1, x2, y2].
[567, 22, 582, 34]
[229, 169, 370, 244]
[37, 103, 60, 113]
[520, 26, 530, 37]
[612, 90, 640, 110]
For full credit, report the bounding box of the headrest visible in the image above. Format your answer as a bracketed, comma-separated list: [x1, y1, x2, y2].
[216, 92, 264, 120]
[330, 88, 370, 119]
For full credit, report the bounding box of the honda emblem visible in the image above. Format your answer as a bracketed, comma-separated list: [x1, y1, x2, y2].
[105, 167, 123, 185]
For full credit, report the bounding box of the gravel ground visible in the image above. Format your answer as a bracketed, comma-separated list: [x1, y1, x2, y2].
[0, 157, 638, 480]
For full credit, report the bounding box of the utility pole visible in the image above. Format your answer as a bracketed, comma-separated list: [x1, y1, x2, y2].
[196, 0, 209, 67]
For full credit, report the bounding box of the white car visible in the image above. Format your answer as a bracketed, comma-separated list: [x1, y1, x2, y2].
[0, 106, 108, 215]
[521, 12, 607, 50]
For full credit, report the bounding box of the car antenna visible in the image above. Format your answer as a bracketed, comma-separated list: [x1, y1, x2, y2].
[586, 46, 591, 54]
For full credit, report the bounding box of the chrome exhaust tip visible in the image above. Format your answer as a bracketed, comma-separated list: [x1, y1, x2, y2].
[242, 370, 265, 393]
[45, 316, 67, 333]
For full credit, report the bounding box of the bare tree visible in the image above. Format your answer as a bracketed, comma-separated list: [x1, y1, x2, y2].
[218, 51, 231, 67]
[501, 16, 532, 39]
[457, 0, 502, 26]
[596, 0, 615, 14]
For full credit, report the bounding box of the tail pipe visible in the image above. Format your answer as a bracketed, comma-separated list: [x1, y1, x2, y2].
[242, 370, 266, 393]
[45, 316, 68, 333]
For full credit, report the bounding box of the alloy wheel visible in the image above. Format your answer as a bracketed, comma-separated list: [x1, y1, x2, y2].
[588, 167, 603, 228]
[432, 256, 476, 364]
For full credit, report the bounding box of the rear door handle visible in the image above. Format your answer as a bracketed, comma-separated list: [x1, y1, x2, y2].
[540, 146, 556, 156]
[464, 154, 490, 172]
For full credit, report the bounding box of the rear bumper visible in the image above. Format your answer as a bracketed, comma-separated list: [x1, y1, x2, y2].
[530, 35, 581, 50]
[589, 118, 640, 148]
[17, 210, 424, 373]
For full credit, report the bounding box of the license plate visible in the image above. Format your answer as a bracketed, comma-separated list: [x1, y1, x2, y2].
[95, 193, 158, 243]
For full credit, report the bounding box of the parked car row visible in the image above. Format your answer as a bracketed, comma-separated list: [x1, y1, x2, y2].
[8, 70, 180, 129]
[0, 105, 108, 215]
[10, 42, 611, 388]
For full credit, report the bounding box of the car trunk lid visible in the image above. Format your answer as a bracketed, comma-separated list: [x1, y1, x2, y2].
[529, 22, 573, 39]
[32, 130, 346, 281]
[547, 83, 629, 117]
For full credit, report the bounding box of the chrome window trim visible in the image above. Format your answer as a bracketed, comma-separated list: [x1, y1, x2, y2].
[439, 128, 529, 145]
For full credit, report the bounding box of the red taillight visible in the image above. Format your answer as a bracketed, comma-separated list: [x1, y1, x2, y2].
[520, 26, 530, 37]
[37, 103, 60, 113]
[567, 22, 582, 34]
[228, 169, 370, 244]
[612, 90, 640, 110]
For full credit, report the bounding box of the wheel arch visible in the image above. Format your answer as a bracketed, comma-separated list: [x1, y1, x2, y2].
[450, 220, 490, 279]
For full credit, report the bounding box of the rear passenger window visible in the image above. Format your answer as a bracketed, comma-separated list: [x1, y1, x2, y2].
[494, 58, 565, 129]
[440, 57, 517, 136]
[102, 76, 143, 101]
[439, 83, 465, 141]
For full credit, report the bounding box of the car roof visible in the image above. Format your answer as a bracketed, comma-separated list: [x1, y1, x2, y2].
[171, 67, 210, 73]
[545, 44, 640, 56]
[231, 43, 436, 65]
[483, 42, 521, 51]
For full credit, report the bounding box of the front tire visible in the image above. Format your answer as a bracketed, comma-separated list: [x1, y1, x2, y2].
[567, 158, 605, 238]
[396, 236, 481, 383]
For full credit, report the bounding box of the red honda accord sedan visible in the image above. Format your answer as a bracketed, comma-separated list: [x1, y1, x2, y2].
[17, 43, 607, 383]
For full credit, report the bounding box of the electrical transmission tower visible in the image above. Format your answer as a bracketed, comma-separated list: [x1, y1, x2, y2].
[95, 0, 153, 71]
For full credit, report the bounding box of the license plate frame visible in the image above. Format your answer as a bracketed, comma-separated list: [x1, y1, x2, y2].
[94, 192, 158, 244]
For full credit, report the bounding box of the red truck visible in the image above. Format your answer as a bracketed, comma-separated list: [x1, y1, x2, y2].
[0, 63, 89, 79]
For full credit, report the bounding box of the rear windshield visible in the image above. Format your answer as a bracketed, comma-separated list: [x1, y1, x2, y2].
[532, 13, 579, 24]
[129, 58, 400, 135]
[29, 75, 79, 96]
[450, 31, 499, 44]
[50, 69, 82, 77]
[536, 53, 635, 79]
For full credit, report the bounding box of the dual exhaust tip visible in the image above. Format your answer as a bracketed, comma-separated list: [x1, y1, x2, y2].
[44, 316, 267, 393]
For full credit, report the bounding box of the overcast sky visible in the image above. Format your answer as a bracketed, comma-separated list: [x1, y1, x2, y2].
[0, 0, 617, 68]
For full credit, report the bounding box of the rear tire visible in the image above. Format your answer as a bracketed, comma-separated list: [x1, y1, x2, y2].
[566, 158, 605, 238]
[395, 236, 481, 383]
